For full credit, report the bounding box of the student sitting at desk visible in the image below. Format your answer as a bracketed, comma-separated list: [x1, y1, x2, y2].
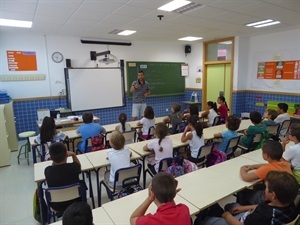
[45, 142, 85, 213]
[143, 123, 173, 174]
[115, 112, 132, 132]
[63, 202, 93, 225]
[201, 101, 219, 127]
[181, 104, 199, 121]
[198, 171, 298, 225]
[181, 115, 204, 163]
[137, 106, 155, 140]
[76, 112, 106, 153]
[163, 103, 182, 134]
[282, 124, 300, 184]
[105, 131, 132, 186]
[262, 109, 278, 126]
[239, 111, 267, 149]
[238, 140, 292, 205]
[213, 115, 241, 153]
[274, 102, 290, 136]
[130, 173, 191, 225]
[217, 96, 229, 123]
[35, 116, 67, 160]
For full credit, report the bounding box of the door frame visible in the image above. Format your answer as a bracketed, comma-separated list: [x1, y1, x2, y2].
[202, 37, 235, 112]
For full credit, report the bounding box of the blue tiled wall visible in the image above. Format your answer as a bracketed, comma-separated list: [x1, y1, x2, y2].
[13, 90, 300, 139]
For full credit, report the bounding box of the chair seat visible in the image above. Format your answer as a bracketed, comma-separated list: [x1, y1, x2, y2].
[19, 131, 36, 138]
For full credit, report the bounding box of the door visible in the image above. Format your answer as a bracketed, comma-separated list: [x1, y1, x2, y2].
[206, 64, 231, 111]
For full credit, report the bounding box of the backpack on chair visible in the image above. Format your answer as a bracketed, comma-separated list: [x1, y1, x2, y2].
[91, 134, 106, 151]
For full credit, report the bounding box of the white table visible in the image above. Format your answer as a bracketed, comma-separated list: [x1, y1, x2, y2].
[176, 168, 252, 210]
[102, 188, 199, 225]
[240, 150, 266, 164]
[207, 156, 262, 188]
[50, 207, 114, 225]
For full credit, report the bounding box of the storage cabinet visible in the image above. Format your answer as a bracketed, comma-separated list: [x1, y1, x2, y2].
[0, 105, 11, 167]
[4, 101, 18, 151]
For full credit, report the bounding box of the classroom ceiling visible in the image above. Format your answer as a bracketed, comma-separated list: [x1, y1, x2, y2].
[0, 0, 299, 43]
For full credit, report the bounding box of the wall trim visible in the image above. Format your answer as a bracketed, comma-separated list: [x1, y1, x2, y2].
[12, 96, 65, 102]
[232, 90, 300, 96]
[185, 88, 202, 91]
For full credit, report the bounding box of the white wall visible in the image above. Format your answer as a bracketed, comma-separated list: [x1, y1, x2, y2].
[185, 43, 203, 89]
[246, 28, 300, 93]
[0, 33, 197, 99]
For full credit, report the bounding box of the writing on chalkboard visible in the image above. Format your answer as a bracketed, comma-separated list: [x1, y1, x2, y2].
[127, 61, 185, 97]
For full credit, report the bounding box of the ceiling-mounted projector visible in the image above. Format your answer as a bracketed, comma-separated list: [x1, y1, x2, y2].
[90, 50, 118, 65]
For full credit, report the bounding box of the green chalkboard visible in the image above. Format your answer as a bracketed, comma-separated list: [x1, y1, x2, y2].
[127, 61, 185, 97]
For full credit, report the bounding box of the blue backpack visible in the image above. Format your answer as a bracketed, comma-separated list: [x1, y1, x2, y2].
[165, 163, 185, 177]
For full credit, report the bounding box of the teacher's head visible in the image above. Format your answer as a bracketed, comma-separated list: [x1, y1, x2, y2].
[138, 70, 145, 82]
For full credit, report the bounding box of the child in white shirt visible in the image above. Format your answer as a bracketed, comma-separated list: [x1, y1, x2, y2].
[105, 131, 132, 186]
[115, 112, 131, 132]
[143, 123, 173, 174]
[274, 102, 290, 136]
[137, 106, 155, 140]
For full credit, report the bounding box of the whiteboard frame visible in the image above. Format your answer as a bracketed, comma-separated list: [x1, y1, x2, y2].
[64, 61, 125, 112]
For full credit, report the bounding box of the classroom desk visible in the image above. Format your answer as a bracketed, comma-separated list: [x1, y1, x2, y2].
[50, 206, 114, 225]
[207, 156, 261, 188]
[240, 150, 265, 164]
[84, 149, 141, 206]
[102, 188, 199, 225]
[175, 168, 252, 211]
[34, 154, 96, 224]
[36, 116, 100, 128]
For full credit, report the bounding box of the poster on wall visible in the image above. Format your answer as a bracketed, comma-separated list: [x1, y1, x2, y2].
[257, 60, 300, 80]
[6, 50, 37, 71]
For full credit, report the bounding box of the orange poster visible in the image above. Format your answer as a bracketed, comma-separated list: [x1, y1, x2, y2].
[257, 60, 300, 80]
[6, 50, 37, 71]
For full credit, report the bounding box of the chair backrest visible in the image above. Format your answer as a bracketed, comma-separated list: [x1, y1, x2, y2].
[212, 116, 221, 126]
[285, 214, 300, 225]
[148, 126, 155, 136]
[114, 164, 142, 189]
[175, 122, 186, 133]
[158, 156, 184, 172]
[279, 120, 292, 136]
[122, 130, 136, 143]
[266, 124, 280, 136]
[197, 144, 213, 159]
[224, 136, 241, 155]
[44, 183, 84, 204]
[253, 132, 263, 143]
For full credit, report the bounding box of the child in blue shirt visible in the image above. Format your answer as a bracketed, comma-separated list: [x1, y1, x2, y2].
[77, 112, 106, 153]
[213, 115, 241, 153]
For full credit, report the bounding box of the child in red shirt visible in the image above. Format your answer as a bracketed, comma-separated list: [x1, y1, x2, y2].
[217, 96, 229, 123]
[130, 173, 190, 225]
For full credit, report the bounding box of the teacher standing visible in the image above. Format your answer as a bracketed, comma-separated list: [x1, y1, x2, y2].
[130, 71, 150, 121]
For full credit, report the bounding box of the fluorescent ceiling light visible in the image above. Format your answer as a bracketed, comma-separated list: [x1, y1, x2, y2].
[173, 2, 204, 14]
[246, 19, 273, 27]
[254, 21, 280, 28]
[219, 41, 232, 45]
[117, 30, 136, 36]
[178, 36, 203, 41]
[158, 0, 191, 12]
[0, 18, 32, 28]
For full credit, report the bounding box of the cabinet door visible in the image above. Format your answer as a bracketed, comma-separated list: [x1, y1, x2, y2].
[0, 105, 11, 167]
[4, 101, 18, 151]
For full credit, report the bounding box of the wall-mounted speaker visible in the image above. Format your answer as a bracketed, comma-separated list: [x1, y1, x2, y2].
[66, 59, 72, 68]
[185, 45, 191, 54]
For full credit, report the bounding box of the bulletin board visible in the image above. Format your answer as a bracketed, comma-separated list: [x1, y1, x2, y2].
[6, 50, 37, 71]
[257, 60, 300, 80]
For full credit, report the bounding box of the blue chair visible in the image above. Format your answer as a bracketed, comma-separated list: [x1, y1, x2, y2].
[43, 182, 87, 224]
[99, 163, 142, 206]
[224, 136, 241, 159]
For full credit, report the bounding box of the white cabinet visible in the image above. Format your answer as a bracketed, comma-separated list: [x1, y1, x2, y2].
[0, 105, 11, 167]
[4, 101, 18, 151]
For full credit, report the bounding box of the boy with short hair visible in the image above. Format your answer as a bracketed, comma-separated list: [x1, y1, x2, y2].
[45, 142, 82, 212]
[239, 111, 267, 149]
[262, 109, 278, 126]
[238, 140, 292, 205]
[274, 102, 290, 136]
[77, 112, 106, 153]
[282, 124, 300, 184]
[130, 173, 190, 225]
[200, 171, 299, 225]
[63, 202, 93, 225]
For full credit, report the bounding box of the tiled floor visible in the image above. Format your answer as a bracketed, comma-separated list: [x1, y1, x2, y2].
[0, 142, 236, 225]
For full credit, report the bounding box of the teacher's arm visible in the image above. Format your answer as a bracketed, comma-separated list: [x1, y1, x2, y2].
[130, 81, 138, 92]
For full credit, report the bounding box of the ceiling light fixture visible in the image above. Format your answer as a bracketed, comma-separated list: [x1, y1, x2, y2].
[178, 36, 203, 41]
[0, 18, 32, 28]
[254, 21, 280, 28]
[173, 2, 204, 14]
[246, 19, 273, 27]
[117, 30, 136, 36]
[158, 0, 191, 12]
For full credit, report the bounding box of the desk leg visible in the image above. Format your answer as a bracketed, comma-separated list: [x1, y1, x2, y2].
[94, 168, 101, 207]
[85, 171, 95, 209]
[37, 182, 46, 225]
[32, 146, 37, 163]
[141, 157, 146, 188]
